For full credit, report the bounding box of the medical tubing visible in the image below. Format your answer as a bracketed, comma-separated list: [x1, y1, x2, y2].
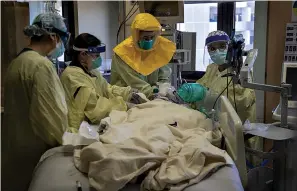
[212, 76, 234, 109]
[116, 3, 136, 43]
[125, 7, 139, 25]
[227, 76, 229, 98]
[117, 7, 138, 44]
[116, 1, 138, 44]
[232, 79, 238, 112]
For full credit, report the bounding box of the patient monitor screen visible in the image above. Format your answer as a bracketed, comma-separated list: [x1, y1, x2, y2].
[143, 1, 179, 17]
[286, 67, 297, 101]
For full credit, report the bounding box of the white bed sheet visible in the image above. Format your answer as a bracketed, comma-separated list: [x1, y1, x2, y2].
[28, 146, 244, 191]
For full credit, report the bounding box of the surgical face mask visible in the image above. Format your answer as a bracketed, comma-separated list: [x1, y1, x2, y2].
[91, 56, 102, 69]
[48, 42, 65, 59]
[209, 49, 227, 65]
[138, 39, 154, 50]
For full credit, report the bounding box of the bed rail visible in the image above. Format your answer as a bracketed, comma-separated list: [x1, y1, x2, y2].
[217, 96, 247, 187]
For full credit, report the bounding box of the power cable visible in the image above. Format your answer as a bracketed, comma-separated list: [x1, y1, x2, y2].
[116, 1, 138, 44]
[212, 76, 234, 109]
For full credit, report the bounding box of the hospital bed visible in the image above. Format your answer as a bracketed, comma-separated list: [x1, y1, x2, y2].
[28, 96, 246, 191]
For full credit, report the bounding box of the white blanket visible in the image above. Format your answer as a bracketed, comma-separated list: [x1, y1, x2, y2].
[74, 100, 233, 191]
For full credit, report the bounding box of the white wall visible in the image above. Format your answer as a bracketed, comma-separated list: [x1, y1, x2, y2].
[77, 1, 119, 60]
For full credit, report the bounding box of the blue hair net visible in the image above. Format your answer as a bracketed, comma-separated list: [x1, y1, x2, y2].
[24, 12, 67, 37]
[205, 30, 230, 46]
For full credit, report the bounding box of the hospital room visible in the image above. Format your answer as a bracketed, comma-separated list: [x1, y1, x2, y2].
[1, 0, 297, 191]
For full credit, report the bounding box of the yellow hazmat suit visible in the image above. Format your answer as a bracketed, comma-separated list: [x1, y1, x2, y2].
[60, 66, 131, 133]
[3, 50, 68, 191]
[111, 13, 176, 98]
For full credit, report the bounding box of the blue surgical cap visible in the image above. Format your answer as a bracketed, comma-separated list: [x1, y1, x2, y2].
[24, 12, 67, 37]
[205, 30, 230, 46]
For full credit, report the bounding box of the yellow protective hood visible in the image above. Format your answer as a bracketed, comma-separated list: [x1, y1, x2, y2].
[113, 13, 176, 76]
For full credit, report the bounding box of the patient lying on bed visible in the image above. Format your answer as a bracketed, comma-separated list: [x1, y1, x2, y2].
[67, 99, 234, 191]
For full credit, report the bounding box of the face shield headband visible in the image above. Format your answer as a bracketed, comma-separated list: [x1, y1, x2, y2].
[205, 35, 230, 46]
[72, 44, 106, 53]
[33, 21, 71, 47]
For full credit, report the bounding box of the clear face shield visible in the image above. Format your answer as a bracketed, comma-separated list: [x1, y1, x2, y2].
[203, 41, 229, 69]
[33, 21, 71, 48]
[73, 44, 106, 71]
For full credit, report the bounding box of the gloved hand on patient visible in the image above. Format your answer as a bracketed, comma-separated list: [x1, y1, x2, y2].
[127, 92, 149, 109]
[165, 90, 184, 104]
[152, 83, 184, 104]
[129, 92, 149, 104]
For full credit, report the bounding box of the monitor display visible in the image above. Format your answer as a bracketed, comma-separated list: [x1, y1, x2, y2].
[286, 67, 297, 101]
[143, 1, 179, 17]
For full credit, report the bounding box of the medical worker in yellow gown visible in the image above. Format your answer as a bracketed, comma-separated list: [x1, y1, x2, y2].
[3, 13, 69, 191]
[60, 33, 139, 133]
[111, 13, 176, 98]
[197, 30, 262, 166]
